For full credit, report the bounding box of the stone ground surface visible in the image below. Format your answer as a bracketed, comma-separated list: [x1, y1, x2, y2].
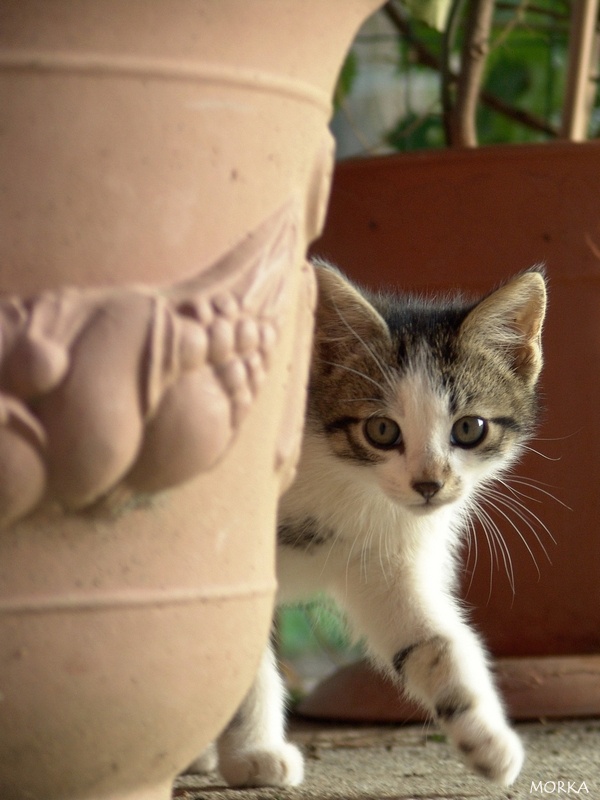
[174, 717, 600, 800]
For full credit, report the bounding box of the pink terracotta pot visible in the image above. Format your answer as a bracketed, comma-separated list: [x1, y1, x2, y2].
[0, 2, 381, 798]
[308, 142, 600, 719]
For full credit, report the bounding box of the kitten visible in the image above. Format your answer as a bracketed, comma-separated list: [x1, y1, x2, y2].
[194, 262, 547, 789]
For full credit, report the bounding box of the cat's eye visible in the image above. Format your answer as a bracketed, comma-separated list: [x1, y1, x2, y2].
[363, 417, 402, 449]
[451, 416, 488, 449]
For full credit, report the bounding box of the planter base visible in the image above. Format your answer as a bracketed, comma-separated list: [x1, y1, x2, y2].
[297, 655, 600, 723]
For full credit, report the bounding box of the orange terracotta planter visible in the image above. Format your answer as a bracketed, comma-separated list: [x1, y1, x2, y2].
[307, 142, 600, 719]
[0, 2, 381, 798]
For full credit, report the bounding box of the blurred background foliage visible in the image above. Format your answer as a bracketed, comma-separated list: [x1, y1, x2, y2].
[331, 0, 599, 157]
[278, 597, 362, 701]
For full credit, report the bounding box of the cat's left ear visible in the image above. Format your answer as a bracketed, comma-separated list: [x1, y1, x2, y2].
[460, 269, 547, 385]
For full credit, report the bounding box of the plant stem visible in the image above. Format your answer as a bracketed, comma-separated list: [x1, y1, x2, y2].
[441, 0, 467, 145]
[382, 0, 557, 138]
[451, 0, 496, 146]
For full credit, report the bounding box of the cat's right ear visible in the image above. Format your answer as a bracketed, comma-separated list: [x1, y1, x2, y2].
[312, 261, 390, 347]
[460, 269, 547, 385]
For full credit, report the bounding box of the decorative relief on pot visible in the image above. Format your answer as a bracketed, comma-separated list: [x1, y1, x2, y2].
[0, 202, 296, 527]
[274, 259, 316, 494]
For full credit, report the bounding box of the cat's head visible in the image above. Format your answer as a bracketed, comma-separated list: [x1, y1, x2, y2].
[309, 262, 547, 514]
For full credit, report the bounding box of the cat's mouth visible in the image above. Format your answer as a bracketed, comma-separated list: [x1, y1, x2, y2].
[408, 495, 455, 514]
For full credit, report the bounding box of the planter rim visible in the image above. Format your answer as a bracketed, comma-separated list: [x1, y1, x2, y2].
[0, 51, 332, 113]
[336, 140, 600, 171]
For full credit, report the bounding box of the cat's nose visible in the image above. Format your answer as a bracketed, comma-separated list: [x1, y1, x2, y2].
[411, 480, 443, 501]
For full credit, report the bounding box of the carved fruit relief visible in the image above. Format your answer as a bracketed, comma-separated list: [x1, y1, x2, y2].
[0, 202, 296, 527]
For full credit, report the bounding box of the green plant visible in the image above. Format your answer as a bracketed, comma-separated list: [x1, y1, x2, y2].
[334, 0, 599, 152]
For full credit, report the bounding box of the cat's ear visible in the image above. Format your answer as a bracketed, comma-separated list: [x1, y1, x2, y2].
[460, 269, 547, 384]
[312, 261, 390, 345]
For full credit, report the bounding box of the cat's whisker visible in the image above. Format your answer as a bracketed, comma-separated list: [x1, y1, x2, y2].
[459, 505, 473, 563]
[318, 359, 387, 393]
[479, 494, 546, 581]
[467, 504, 498, 603]
[474, 505, 501, 572]
[469, 495, 518, 599]
[520, 444, 562, 462]
[376, 525, 395, 589]
[339, 397, 387, 405]
[497, 479, 543, 505]
[528, 429, 582, 443]
[366, 524, 381, 582]
[359, 523, 374, 583]
[473, 502, 516, 599]
[328, 297, 398, 397]
[461, 510, 480, 597]
[484, 486, 556, 551]
[318, 333, 355, 344]
[479, 506, 516, 599]
[320, 522, 348, 582]
[500, 476, 571, 511]
[504, 474, 559, 489]
[344, 522, 367, 597]
[422, 713, 436, 744]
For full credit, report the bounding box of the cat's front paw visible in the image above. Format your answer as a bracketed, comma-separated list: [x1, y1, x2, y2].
[219, 742, 304, 788]
[446, 712, 524, 786]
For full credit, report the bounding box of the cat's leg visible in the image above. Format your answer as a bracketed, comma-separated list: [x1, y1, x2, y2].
[392, 628, 523, 785]
[336, 565, 523, 786]
[216, 644, 304, 788]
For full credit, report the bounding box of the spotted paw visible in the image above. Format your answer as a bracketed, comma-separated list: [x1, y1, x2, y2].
[449, 713, 524, 785]
[219, 742, 304, 788]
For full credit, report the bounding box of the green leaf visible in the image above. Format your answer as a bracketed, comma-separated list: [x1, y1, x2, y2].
[400, 0, 452, 31]
[334, 50, 358, 110]
[386, 112, 446, 151]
